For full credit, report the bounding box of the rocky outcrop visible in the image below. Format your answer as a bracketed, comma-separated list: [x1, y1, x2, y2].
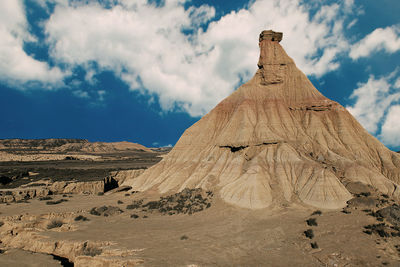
[49, 181, 104, 195]
[259, 29, 282, 42]
[0, 187, 51, 203]
[123, 30, 400, 210]
[54, 141, 153, 153]
[0, 151, 100, 162]
[0, 168, 147, 203]
[0, 213, 143, 266]
[111, 169, 146, 185]
[0, 139, 152, 154]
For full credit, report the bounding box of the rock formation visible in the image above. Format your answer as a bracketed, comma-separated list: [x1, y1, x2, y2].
[123, 30, 400, 210]
[0, 139, 153, 154]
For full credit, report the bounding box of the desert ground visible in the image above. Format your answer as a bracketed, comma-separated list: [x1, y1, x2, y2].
[0, 140, 400, 266]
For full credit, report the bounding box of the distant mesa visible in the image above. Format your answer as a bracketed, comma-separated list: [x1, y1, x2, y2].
[122, 30, 400, 210]
[0, 139, 153, 153]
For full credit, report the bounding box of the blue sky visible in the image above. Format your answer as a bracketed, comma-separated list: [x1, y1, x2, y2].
[0, 0, 399, 150]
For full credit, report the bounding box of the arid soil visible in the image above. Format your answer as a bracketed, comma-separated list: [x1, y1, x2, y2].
[1, 177, 400, 266]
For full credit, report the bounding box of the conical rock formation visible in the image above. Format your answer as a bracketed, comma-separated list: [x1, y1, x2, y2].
[124, 30, 400, 209]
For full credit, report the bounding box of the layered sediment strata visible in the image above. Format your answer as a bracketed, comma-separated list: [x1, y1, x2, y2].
[123, 30, 400, 210]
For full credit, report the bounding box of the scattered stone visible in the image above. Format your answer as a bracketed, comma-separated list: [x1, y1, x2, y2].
[310, 242, 319, 249]
[89, 206, 123, 216]
[130, 214, 139, 219]
[117, 200, 123, 204]
[180, 235, 188, 240]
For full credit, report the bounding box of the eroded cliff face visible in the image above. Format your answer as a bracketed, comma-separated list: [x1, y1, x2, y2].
[0, 213, 142, 266]
[123, 30, 400, 210]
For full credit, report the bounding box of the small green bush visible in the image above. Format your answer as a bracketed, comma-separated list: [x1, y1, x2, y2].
[306, 218, 318, 226]
[82, 242, 102, 257]
[47, 220, 64, 229]
[304, 229, 314, 239]
[46, 199, 68, 205]
[311, 210, 322, 216]
[74, 215, 89, 221]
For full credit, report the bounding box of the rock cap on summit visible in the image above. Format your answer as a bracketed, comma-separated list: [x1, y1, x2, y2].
[259, 30, 283, 42]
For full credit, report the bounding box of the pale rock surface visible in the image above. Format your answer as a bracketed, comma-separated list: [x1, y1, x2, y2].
[54, 141, 153, 153]
[0, 187, 51, 203]
[111, 169, 146, 185]
[0, 213, 143, 266]
[0, 151, 100, 162]
[50, 181, 104, 195]
[125, 30, 400, 210]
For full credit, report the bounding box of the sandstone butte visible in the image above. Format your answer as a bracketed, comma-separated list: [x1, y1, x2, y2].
[123, 30, 400, 210]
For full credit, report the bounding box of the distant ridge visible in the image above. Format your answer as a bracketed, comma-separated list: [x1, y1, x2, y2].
[0, 139, 153, 153]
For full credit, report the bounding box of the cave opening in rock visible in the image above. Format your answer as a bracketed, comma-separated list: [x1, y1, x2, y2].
[104, 177, 119, 192]
[52, 254, 74, 267]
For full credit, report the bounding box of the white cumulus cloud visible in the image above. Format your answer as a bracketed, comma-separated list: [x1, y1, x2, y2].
[346, 72, 400, 136]
[379, 105, 400, 148]
[42, 0, 354, 116]
[0, 1, 65, 87]
[350, 25, 400, 60]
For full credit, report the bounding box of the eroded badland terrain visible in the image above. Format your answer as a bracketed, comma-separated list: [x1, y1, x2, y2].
[1, 31, 400, 266]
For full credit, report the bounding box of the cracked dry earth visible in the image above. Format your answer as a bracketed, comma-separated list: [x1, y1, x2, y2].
[0, 186, 400, 266]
